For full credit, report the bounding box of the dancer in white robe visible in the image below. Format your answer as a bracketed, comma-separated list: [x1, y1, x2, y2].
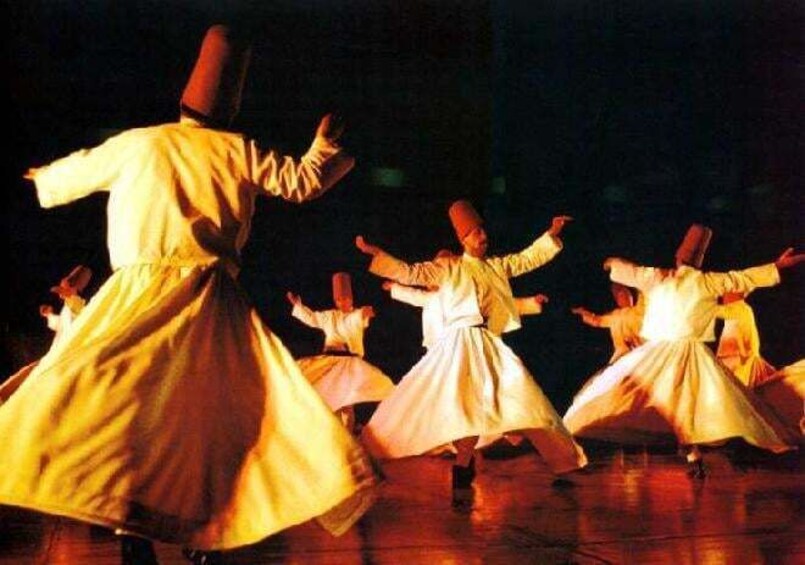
[1, 25, 379, 564]
[563, 224, 802, 477]
[572, 283, 645, 364]
[356, 200, 587, 490]
[287, 272, 395, 432]
[715, 292, 776, 387]
[0, 265, 92, 403]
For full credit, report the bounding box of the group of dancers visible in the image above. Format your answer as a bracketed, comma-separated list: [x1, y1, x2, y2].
[1, 23, 802, 565]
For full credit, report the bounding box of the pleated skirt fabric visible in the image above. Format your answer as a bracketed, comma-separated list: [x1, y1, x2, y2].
[0, 264, 380, 550]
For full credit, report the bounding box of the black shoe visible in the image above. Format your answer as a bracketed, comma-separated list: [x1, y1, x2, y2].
[120, 535, 159, 565]
[182, 548, 224, 565]
[451, 459, 476, 490]
[686, 459, 707, 479]
[551, 477, 576, 489]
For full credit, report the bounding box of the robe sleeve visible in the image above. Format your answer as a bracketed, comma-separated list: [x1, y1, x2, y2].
[30, 134, 131, 207]
[291, 301, 326, 329]
[514, 297, 544, 316]
[489, 232, 562, 278]
[700, 264, 780, 297]
[369, 251, 448, 288]
[609, 260, 667, 292]
[247, 136, 355, 203]
[389, 284, 432, 308]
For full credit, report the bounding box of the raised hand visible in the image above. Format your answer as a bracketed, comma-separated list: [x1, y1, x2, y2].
[316, 113, 346, 142]
[355, 235, 381, 256]
[534, 294, 549, 305]
[285, 291, 300, 306]
[381, 281, 394, 292]
[548, 215, 573, 237]
[774, 247, 805, 270]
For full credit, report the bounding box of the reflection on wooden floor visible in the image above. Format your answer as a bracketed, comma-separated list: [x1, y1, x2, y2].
[0, 443, 802, 564]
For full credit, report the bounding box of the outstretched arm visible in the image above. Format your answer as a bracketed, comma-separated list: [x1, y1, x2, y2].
[249, 113, 355, 203]
[493, 216, 571, 278]
[356, 235, 447, 287]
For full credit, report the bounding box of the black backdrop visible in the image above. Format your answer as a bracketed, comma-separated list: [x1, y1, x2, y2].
[3, 1, 802, 411]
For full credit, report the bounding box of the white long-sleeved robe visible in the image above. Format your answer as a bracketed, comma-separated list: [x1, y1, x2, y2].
[563, 261, 794, 451]
[0, 118, 380, 550]
[291, 302, 395, 411]
[361, 233, 587, 474]
[715, 299, 776, 387]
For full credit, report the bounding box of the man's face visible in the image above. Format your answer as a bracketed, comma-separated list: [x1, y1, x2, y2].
[462, 227, 488, 258]
[335, 296, 354, 312]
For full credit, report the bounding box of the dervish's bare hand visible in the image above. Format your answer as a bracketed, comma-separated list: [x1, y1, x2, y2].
[381, 281, 393, 291]
[534, 294, 549, 305]
[362, 306, 376, 319]
[24, 168, 38, 180]
[355, 236, 380, 256]
[602, 257, 617, 271]
[316, 113, 346, 142]
[774, 247, 805, 270]
[548, 215, 573, 237]
[286, 291, 300, 306]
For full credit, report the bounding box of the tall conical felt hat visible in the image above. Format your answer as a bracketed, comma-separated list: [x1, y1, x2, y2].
[332, 272, 353, 303]
[675, 224, 713, 269]
[180, 25, 252, 126]
[448, 200, 483, 240]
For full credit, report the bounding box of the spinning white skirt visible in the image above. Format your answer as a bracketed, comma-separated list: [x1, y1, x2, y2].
[361, 326, 586, 474]
[563, 340, 796, 450]
[297, 355, 395, 411]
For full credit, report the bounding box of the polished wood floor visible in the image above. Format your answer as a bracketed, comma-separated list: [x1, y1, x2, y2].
[0, 443, 802, 564]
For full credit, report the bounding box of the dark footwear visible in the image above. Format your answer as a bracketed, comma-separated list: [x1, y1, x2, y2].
[182, 548, 224, 565]
[686, 459, 707, 479]
[451, 458, 476, 490]
[551, 477, 576, 489]
[120, 535, 159, 565]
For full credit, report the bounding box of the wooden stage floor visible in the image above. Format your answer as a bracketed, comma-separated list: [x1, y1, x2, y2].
[0, 443, 802, 564]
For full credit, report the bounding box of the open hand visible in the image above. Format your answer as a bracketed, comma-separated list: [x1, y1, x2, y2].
[355, 235, 380, 256]
[548, 215, 573, 237]
[774, 247, 805, 270]
[316, 113, 346, 142]
[286, 291, 300, 306]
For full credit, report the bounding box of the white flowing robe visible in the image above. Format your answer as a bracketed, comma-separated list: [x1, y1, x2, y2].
[361, 233, 587, 474]
[0, 119, 380, 550]
[291, 303, 395, 411]
[563, 261, 795, 451]
[715, 300, 776, 387]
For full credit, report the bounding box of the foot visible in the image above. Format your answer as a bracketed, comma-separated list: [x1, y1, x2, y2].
[551, 477, 576, 489]
[451, 458, 476, 490]
[120, 535, 159, 565]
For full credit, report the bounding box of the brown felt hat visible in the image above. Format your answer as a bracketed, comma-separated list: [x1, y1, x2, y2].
[448, 200, 483, 241]
[675, 224, 713, 269]
[180, 25, 252, 126]
[332, 272, 353, 303]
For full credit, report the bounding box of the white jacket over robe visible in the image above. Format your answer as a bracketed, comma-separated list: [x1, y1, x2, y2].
[0, 119, 380, 550]
[564, 260, 795, 451]
[361, 232, 587, 474]
[291, 302, 395, 411]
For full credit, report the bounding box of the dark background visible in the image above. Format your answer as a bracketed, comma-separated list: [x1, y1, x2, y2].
[3, 0, 802, 411]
